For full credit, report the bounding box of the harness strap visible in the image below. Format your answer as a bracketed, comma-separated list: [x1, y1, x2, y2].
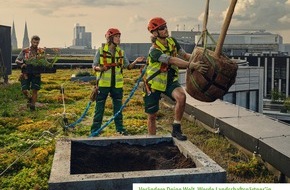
[117, 49, 123, 64]
[102, 50, 107, 65]
[103, 63, 118, 67]
[101, 49, 124, 68]
[146, 69, 161, 83]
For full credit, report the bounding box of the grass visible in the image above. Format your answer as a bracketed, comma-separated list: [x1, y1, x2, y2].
[0, 68, 276, 189]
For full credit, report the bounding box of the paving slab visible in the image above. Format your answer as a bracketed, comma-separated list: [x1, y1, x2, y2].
[259, 136, 290, 177]
[180, 93, 290, 178]
[184, 97, 259, 128]
[213, 115, 290, 155]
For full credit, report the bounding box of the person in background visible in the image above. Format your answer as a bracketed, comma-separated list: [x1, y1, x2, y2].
[91, 28, 145, 135]
[144, 17, 208, 140]
[15, 35, 43, 111]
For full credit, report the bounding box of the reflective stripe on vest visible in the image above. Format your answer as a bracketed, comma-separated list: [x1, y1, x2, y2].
[98, 44, 124, 88]
[147, 37, 179, 92]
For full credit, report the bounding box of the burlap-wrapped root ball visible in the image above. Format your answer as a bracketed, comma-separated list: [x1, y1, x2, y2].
[186, 47, 238, 102]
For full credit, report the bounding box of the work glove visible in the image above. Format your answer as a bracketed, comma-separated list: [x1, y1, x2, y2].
[188, 60, 208, 75]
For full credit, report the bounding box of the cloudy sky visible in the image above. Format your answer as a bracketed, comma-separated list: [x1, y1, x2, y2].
[1, 0, 290, 48]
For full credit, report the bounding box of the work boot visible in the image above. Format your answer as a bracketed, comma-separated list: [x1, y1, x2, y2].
[117, 129, 128, 136]
[27, 97, 32, 108]
[171, 123, 187, 141]
[30, 105, 36, 111]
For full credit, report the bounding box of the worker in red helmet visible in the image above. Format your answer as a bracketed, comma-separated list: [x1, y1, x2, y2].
[91, 28, 145, 136]
[144, 17, 208, 140]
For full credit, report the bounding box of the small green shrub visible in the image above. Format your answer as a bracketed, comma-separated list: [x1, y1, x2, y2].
[271, 89, 285, 103]
[284, 97, 290, 111]
[228, 156, 270, 178]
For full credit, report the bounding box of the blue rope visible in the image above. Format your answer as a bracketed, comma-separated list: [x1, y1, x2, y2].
[64, 101, 92, 129]
[89, 65, 147, 137]
[61, 74, 97, 129]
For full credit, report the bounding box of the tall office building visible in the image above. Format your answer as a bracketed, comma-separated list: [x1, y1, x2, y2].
[11, 21, 18, 50]
[72, 23, 92, 49]
[22, 21, 29, 49]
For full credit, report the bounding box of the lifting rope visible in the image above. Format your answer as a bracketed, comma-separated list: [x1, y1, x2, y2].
[185, 0, 238, 102]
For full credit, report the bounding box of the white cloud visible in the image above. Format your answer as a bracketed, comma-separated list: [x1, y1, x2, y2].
[129, 15, 146, 24]
[231, 0, 290, 30]
[278, 15, 290, 23]
[3, 0, 290, 47]
[9, 0, 140, 16]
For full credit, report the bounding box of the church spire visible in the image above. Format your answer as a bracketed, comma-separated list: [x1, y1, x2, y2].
[11, 21, 18, 50]
[22, 21, 29, 49]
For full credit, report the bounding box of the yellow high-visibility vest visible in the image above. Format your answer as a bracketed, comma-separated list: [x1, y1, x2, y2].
[97, 44, 124, 88]
[147, 37, 179, 92]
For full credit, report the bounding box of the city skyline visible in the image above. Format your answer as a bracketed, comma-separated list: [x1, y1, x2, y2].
[72, 23, 92, 49]
[1, 0, 290, 48]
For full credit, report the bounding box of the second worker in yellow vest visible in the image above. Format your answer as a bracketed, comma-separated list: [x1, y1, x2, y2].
[91, 28, 145, 135]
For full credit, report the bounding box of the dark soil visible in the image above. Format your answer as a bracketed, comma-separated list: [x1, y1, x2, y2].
[70, 141, 196, 174]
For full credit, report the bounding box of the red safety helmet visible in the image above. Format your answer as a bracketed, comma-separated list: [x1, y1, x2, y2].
[147, 17, 167, 33]
[105, 28, 121, 39]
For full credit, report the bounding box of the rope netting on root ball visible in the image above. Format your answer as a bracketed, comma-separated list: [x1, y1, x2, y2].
[186, 47, 237, 102]
[185, 0, 238, 102]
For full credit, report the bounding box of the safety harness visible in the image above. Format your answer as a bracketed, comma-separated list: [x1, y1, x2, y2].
[143, 37, 177, 95]
[98, 45, 124, 88]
